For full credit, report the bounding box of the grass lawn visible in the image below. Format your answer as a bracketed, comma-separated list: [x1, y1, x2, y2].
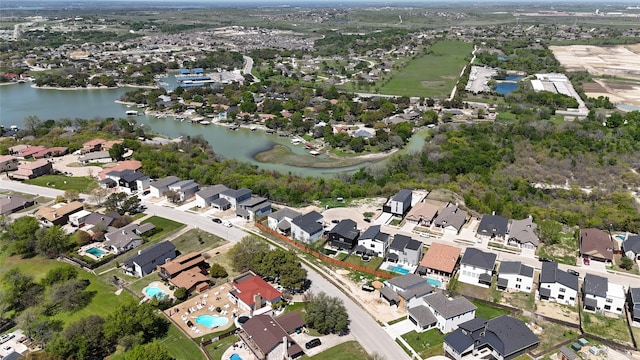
[581, 311, 633, 346]
[631, 327, 640, 347]
[401, 329, 445, 358]
[124, 272, 160, 296]
[171, 229, 228, 254]
[204, 335, 238, 360]
[471, 300, 512, 319]
[516, 315, 578, 354]
[343, 254, 383, 270]
[498, 289, 536, 312]
[609, 253, 640, 275]
[537, 232, 577, 266]
[109, 324, 206, 360]
[302, 341, 371, 360]
[380, 40, 473, 98]
[25, 175, 97, 192]
[141, 216, 186, 242]
[452, 281, 492, 301]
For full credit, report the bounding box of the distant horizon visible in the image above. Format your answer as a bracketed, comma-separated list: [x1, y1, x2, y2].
[6, 0, 640, 5]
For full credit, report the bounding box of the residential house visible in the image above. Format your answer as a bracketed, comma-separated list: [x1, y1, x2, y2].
[580, 228, 614, 263]
[103, 223, 155, 254]
[384, 189, 412, 216]
[381, 274, 434, 307]
[157, 252, 210, 293]
[98, 160, 142, 180]
[149, 176, 181, 198]
[219, 188, 253, 209]
[237, 197, 272, 221]
[106, 169, 149, 194]
[35, 201, 83, 227]
[582, 273, 625, 315]
[267, 208, 301, 235]
[444, 316, 539, 360]
[274, 311, 305, 335]
[407, 292, 476, 333]
[82, 138, 106, 153]
[12, 159, 52, 180]
[0, 195, 34, 215]
[538, 262, 579, 306]
[0, 155, 19, 172]
[8, 144, 29, 155]
[476, 214, 509, 241]
[433, 204, 467, 235]
[356, 225, 390, 257]
[194, 184, 228, 208]
[16, 145, 46, 159]
[83, 212, 115, 228]
[458, 248, 497, 287]
[328, 219, 360, 250]
[123, 242, 177, 278]
[417, 242, 461, 279]
[31, 147, 68, 159]
[387, 234, 423, 266]
[237, 314, 304, 360]
[405, 201, 440, 225]
[290, 211, 324, 244]
[168, 179, 199, 202]
[508, 217, 540, 250]
[497, 261, 534, 293]
[622, 234, 640, 261]
[228, 271, 282, 315]
[629, 287, 640, 327]
[77, 151, 112, 164]
[68, 210, 93, 227]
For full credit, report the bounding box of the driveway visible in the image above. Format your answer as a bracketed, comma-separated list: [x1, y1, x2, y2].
[50, 154, 102, 177]
[384, 319, 415, 339]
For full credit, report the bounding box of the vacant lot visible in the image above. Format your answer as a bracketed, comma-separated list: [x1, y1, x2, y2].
[140, 216, 186, 242]
[581, 311, 633, 346]
[171, 228, 228, 254]
[381, 40, 473, 98]
[25, 174, 96, 192]
[537, 232, 577, 265]
[515, 315, 579, 355]
[471, 300, 512, 319]
[401, 329, 445, 359]
[303, 341, 371, 360]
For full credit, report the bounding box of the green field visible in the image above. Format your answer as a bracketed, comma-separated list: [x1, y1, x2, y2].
[344, 254, 383, 270]
[25, 175, 97, 192]
[108, 324, 206, 360]
[140, 216, 186, 242]
[303, 341, 371, 360]
[471, 300, 512, 320]
[204, 335, 238, 360]
[171, 229, 228, 254]
[380, 40, 473, 98]
[401, 329, 445, 358]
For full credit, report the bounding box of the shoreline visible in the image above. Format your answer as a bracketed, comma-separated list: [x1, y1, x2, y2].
[30, 83, 158, 91]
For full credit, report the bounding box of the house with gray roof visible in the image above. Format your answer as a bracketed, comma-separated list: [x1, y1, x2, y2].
[83, 212, 114, 228]
[387, 234, 423, 266]
[267, 208, 301, 234]
[381, 274, 434, 307]
[444, 315, 539, 360]
[623, 234, 640, 261]
[538, 262, 578, 306]
[78, 150, 112, 164]
[123, 241, 177, 278]
[630, 287, 640, 327]
[328, 219, 360, 250]
[458, 248, 497, 288]
[407, 292, 476, 333]
[220, 188, 252, 209]
[582, 273, 625, 315]
[195, 184, 229, 208]
[168, 179, 199, 202]
[476, 214, 509, 241]
[107, 169, 150, 194]
[433, 204, 467, 235]
[290, 211, 323, 244]
[0, 194, 34, 215]
[104, 222, 155, 254]
[508, 217, 540, 249]
[497, 261, 534, 293]
[149, 176, 180, 198]
[356, 225, 390, 257]
[237, 197, 271, 221]
[384, 189, 412, 216]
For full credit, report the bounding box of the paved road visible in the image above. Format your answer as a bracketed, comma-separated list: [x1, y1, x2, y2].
[0, 179, 409, 360]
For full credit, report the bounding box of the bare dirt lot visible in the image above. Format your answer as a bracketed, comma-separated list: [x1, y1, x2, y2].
[550, 44, 640, 106]
[535, 300, 580, 324]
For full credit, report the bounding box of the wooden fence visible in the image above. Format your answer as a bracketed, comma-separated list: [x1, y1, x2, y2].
[255, 222, 393, 279]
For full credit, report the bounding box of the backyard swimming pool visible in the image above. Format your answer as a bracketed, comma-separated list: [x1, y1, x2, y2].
[144, 286, 167, 299]
[196, 314, 229, 328]
[387, 264, 410, 275]
[230, 354, 243, 360]
[615, 235, 626, 241]
[86, 247, 106, 257]
[426, 277, 442, 287]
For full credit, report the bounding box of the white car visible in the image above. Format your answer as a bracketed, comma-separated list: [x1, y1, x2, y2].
[2, 345, 13, 353]
[222, 221, 233, 228]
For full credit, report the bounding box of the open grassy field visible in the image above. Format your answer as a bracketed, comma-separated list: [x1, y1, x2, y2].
[581, 311, 633, 346]
[380, 40, 473, 98]
[140, 216, 186, 242]
[401, 329, 445, 358]
[171, 229, 228, 254]
[516, 315, 579, 354]
[25, 175, 97, 192]
[302, 341, 371, 360]
[344, 254, 383, 270]
[108, 324, 206, 360]
[471, 300, 512, 319]
[204, 334, 238, 360]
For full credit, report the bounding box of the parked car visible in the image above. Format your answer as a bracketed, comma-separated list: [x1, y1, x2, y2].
[0, 333, 14, 344]
[583, 257, 591, 265]
[361, 284, 375, 292]
[211, 218, 222, 224]
[567, 269, 580, 277]
[305, 338, 322, 349]
[222, 221, 233, 228]
[538, 257, 552, 262]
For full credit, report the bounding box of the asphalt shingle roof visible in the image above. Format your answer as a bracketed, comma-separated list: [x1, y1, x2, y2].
[583, 273, 608, 298]
[461, 248, 497, 270]
[540, 262, 578, 290]
[499, 261, 534, 277]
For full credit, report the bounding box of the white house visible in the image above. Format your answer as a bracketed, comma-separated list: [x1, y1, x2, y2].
[458, 248, 497, 288]
[68, 210, 92, 227]
[267, 208, 301, 234]
[497, 261, 534, 293]
[356, 225, 390, 257]
[582, 273, 625, 315]
[149, 176, 180, 198]
[290, 211, 324, 244]
[407, 292, 476, 333]
[538, 262, 578, 306]
[384, 189, 412, 216]
[168, 179, 199, 202]
[194, 184, 228, 208]
[387, 234, 423, 266]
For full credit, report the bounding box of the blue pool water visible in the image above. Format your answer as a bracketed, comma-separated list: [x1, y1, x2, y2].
[426, 278, 442, 287]
[196, 314, 229, 328]
[387, 265, 410, 275]
[230, 354, 243, 360]
[144, 286, 167, 299]
[615, 235, 626, 241]
[86, 247, 106, 257]
[494, 83, 519, 95]
[497, 56, 508, 61]
[504, 75, 524, 82]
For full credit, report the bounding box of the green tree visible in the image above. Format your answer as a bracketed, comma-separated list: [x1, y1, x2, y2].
[103, 302, 169, 350]
[619, 256, 634, 270]
[304, 292, 348, 334]
[173, 287, 188, 301]
[46, 315, 112, 360]
[227, 236, 269, 272]
[104, 192, 128, 214]
[109, 143, 126, 161]
[35, 226, 71, 258]
[2, 268, 44, 312]
[122, 195, 141, 214]
[125, 342, 174, 360]
[45, 279, 93, 314]
[209, 263, 228, 278]
[3, 216, 40, 256]
[535, 219, 562, 245]
[41, 266, 78, 286]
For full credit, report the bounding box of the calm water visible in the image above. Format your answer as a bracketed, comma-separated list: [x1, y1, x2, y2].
[0, 83, 426, 177]
[494, 82, 519, 95]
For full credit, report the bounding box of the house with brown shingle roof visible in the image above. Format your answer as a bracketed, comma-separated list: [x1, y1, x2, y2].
[98, 160, 142, 179]
[0, 155, 19, 172]
[157, 252, 210, 292]
[237, 314, 304, 360]
[580, 228, 614, 262]
[418, 242, 461, 279]
[12, 159, 53, 180]
[82, 138, 106, 153]
[35, 201, 83, 226]
[405, 201, 440, 225]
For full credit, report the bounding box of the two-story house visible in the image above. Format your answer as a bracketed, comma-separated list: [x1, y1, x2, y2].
[149, 176, 180, 198]
[384, 189, 412, 216]
[580, 228, 614, 263]
[622, 234, 640, 261]
[458, 248, 497, 288]
[417, 242, 461, 279]
[219, 188, 253, 209]
[157, 251, 210, 293]
[508, 217, 540, 250]
[267, 208, 302, 235]
[630, 288, 640, 327]
[356, 225, 390, 257]
[476, 214, 509, 242]
[237, 197, 272, 221]
[407, 292, 476, 333]
[328, 219, 360, 250]
[106, 169, 150, 194]
[290, 211, 324, 244]
[122, 242, 177, 278]
[168, 179, 199, 202]
[194, 184, 229, 208]
[582, 273, 625, 315]
[497, 261, 534, 293]
[381, 274, 434, 307]
[388, 234, 423, 266]
[228, 271, 282, 316]
[432, 204, 468, 235]
[538, 262, 579, 306]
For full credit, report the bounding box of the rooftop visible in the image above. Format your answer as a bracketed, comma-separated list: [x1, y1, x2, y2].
[420, 242, 461, 274]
